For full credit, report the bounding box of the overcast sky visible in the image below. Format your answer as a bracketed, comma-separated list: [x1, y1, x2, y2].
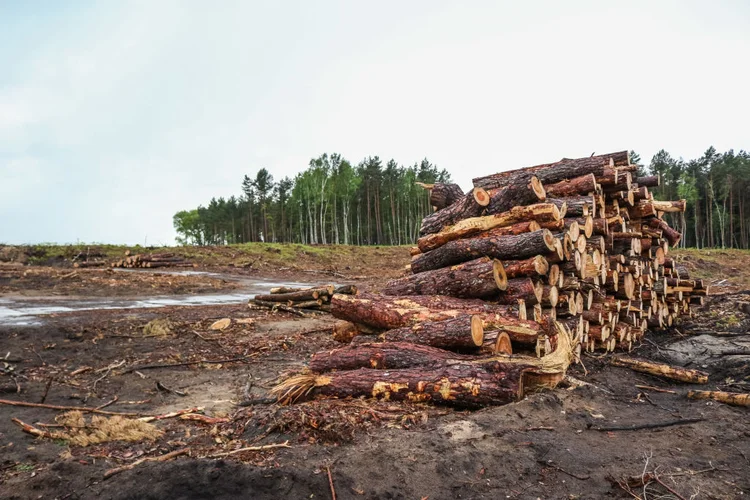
[1, 1, 748, 245]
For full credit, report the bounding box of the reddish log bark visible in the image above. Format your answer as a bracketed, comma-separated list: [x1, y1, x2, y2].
[496, 278, 543, 306]
[310, 342, 476, 372]
[545, 173, 598, 197]
[419, 188, 490, 236]
[485, 177, 546, 215]
[384, 257, 507, 298]
[548, 196, 595, 217]
[502, 255, 549, 279]
[411, 229, 556, 274]
[430, 183, 465, 210]
[376, 315, 485, 351]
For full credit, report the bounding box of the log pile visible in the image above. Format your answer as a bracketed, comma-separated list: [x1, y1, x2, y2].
[250, 284, 358, 314]
[111, 253, 195, 269]
[271, 150, 705, 408]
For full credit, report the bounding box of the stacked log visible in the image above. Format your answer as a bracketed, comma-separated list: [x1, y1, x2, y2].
[111, 253, 194, 269]
[271, 150, 703, 408]
[250, 284, 357, 314]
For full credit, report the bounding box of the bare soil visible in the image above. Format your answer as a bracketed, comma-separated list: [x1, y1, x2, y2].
[0, 246, 748, 499]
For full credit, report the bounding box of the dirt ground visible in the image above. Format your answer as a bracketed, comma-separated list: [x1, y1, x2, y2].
[0, 246, 748, 499]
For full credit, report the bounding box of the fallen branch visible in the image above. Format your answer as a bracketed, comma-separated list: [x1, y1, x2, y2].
[206, 441, 291, 458]
[122, 356, 249, 375]
[327, 465, 337, 500]
[611, 357, 709, 384]
[0, 398, 143, 416]
[104, 448, 190, 479]
[687, 390, 750, 407]
[591, 417, 704, 432]
[635, 384, 676, 394]
[138, 407, 203, 423]
[537, 460, 590, 480]
[11, 418, 56, 439]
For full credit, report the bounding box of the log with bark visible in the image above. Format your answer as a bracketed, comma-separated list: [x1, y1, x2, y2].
[430, 183, 465, 210]
[372, 315, 485, 351]
[383, 257, 507, 298]
[611, 357, 709, 384]
[410, 229, 557, 274]
[484, 176, 546, 215]
[309, 342, 477, 372]
[419, 188, 490, 236]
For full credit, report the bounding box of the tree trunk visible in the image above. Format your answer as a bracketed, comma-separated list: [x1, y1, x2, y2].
[416, 203, 559, 252]
[485, 176, 546, 215]
[372, 315, 485, 351]
[430, 183, 465, 210]
[411, 229, 556, 274]
[383, 257, 507, 298]
[310, 342, 477, 372]
[419, 188, 490, 236]
[544, 173, 598, 197]
[473, 151, 630, 190]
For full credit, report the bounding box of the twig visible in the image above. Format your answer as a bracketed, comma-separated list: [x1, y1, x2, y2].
[537, 460, 590, 480]
[206, 441, 291, 458]
[653, 475, 688, 500]
[103, 448, 190, 479]
[12, 418, 56, 439]
[327, 465, 337, 500]
[635, 385, 676, 394]
[591, 417, 704, 432]
[40, 376, 54, 404]
[0, 398, 144, 416]
[93, 360, 125, 392]
[156, 381, 186, 397]
[95, 396, 119, 410]
[137, 407, 203, 423]
[121, 356, 249, 375]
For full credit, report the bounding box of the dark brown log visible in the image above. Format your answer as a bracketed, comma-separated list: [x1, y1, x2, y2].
[273, 360, 551, 408]
[629, 201, 657, 219]
[310, 342, 476, 372]
[545, 173, 598, 197]
[385, 257, 507, 298]
[255, 285, 335, 302]
[430, 183, 465, 210]
[564, 219, 580, 242]
[473, 151, 630, 190]
[481, 316, 550, 345]
[541, 285, 559, 308]
[334, 285, 358, 295]
[548, 196, 595, 217]
[416, 203, 558, 252]
[496, 278, 543, 306]
[635, 175, 660, 188]
[502, 255, 549, 279]
[331, 293, 519, 330]
[411, 229, 556, 274]
[482, 331, 513, 355]
[648, 218, 682, 247]
[419, 188, 490, 236]
[375, 315, 484, 351]
[485, 176, 546, 215]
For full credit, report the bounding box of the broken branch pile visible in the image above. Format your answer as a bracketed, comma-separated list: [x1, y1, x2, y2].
[111, 253, 195, 269]
[271, 150, 704, 408]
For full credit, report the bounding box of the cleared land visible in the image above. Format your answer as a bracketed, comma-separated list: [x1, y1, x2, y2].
[0, 244, 748, 499]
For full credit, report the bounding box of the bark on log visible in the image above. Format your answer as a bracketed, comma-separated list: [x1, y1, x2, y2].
[548, 196, 594, 217]
[485, 176, 546, 215]
[416, 203, 559, 252]
[430, 183, 465, 210]
[611, 357, 709, 384]
[502, 255, 549, 278]
[331, 293, 519, 330]
[310, 342, 476, 372]
[255, 285, 335, 302]
[419, 188, 490, 236]
[648, 218, 682, 247]
[496, 278, 543, 306]
[687, 390, 750, 407]
[411, 229, 556, 274]
[545, 174, 598, 197]
[482, 331, 513, 355]
[635, 175, 660, 188]
[473, 151, 630, 190]
[384, 257, 507, 298]
[377, 315, 484, 351]
[481, 316, 551, 345]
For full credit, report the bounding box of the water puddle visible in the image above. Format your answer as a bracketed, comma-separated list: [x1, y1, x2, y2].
[0, 277, 323, 327]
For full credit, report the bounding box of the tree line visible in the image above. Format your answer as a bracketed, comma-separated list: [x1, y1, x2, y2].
[174, 147, 749, 249]
[648, 147, 750, 249]
[173, 154, 451, 246]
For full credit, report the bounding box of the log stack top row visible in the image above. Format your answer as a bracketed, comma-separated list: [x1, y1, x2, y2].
[270, 150, 703, 408]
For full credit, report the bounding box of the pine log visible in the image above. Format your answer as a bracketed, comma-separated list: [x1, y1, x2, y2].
[501, 255, 550, 280]
[416, 203, 559, 252]
[481, 315, 550, 345]
[255, 285, 335, 302]
[545, 173, 598, 197]
[330, 293, 519, 330]
[485, 177, 546, 215]
[384, 257, 507, 298]
[419, 188, 490, 236]
[310, 342, 476, 373]
[334, 285, 358, 295]
[548, 196, 594, 217]
[496, 278, 543, 306]
[611, 357, 709, 384]
[482, 331, 513, 355]
[376, 315, 484, 351]
[652, 199, 687, 213]
[472, 151, 630, 190]
[410, 229, 556, 274]
[687, 390, 750, 407]
[648, 218, 682, 247]
[430, 183, 465, 210]
[635, 175, 660, 188]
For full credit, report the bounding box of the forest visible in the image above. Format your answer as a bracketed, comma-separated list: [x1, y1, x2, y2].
[173, 147, 750, 249]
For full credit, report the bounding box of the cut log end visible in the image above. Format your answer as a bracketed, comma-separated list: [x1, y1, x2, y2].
[494, 331, 513, 355]
[473, 187, 490, 207]
[530, 176, 546, 201]
[492, 259, 509, 291]
[471, 315, 485, 346]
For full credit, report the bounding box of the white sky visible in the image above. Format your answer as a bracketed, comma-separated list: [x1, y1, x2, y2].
[1, 0, 748, 244]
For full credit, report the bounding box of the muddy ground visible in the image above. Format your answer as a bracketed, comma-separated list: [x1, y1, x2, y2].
[0, 248, 749, 499]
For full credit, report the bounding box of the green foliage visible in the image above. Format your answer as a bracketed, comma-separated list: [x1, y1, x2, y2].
[174, 153, 450, 246]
